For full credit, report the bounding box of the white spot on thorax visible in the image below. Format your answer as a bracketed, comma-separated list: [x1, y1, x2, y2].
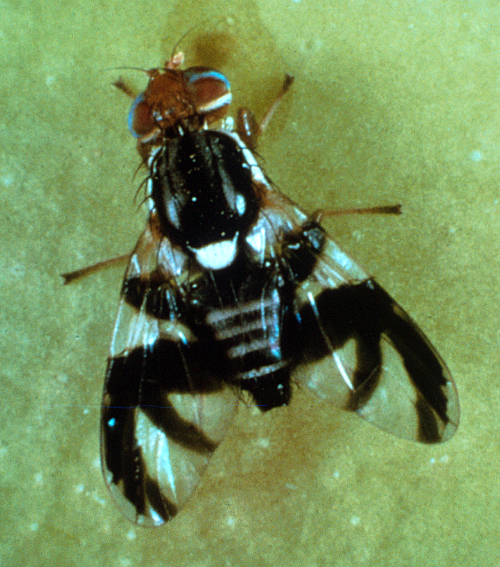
[190, 233, 239, 269]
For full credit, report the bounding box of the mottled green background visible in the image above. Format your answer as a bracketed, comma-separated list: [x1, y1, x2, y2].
[1, 0, 499, 566]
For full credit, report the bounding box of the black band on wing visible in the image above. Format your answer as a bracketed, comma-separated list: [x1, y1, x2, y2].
[122, 276, 179, 320]
[103, 339, 225, 455]
[296, 278, 453, 442]
[143, 476, 178, 522]
[102, 338, 228, 522]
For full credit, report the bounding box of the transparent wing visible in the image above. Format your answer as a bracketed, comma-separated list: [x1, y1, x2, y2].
[292, 234, 459, 443]
[100, 222, 239, 526]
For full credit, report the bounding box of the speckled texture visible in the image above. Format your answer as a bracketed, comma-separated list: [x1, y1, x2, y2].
[1, 1, 498, 566]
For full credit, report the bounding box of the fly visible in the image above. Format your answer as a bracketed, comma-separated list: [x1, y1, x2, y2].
[64, 50, 459, 526]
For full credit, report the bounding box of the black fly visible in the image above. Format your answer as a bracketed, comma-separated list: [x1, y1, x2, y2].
[64, 51, 459, 526]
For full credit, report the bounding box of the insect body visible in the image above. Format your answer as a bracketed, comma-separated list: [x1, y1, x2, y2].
[71, 53, 459, 526]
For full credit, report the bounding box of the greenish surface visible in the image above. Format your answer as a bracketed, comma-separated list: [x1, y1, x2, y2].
[1, 0, 498, 565]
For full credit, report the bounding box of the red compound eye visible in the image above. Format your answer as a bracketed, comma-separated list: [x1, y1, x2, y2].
[183, 67, 232, 116]
[128, 93, 156, 138]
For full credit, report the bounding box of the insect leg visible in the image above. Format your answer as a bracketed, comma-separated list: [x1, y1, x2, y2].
[311, 204, 402, 223]
[61, 253, 130, 284]
[236, 74, 294, 150]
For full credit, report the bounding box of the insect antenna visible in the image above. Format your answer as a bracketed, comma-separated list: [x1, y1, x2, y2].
[106, 65, 150, 74]
[169, 20, 212, 61]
